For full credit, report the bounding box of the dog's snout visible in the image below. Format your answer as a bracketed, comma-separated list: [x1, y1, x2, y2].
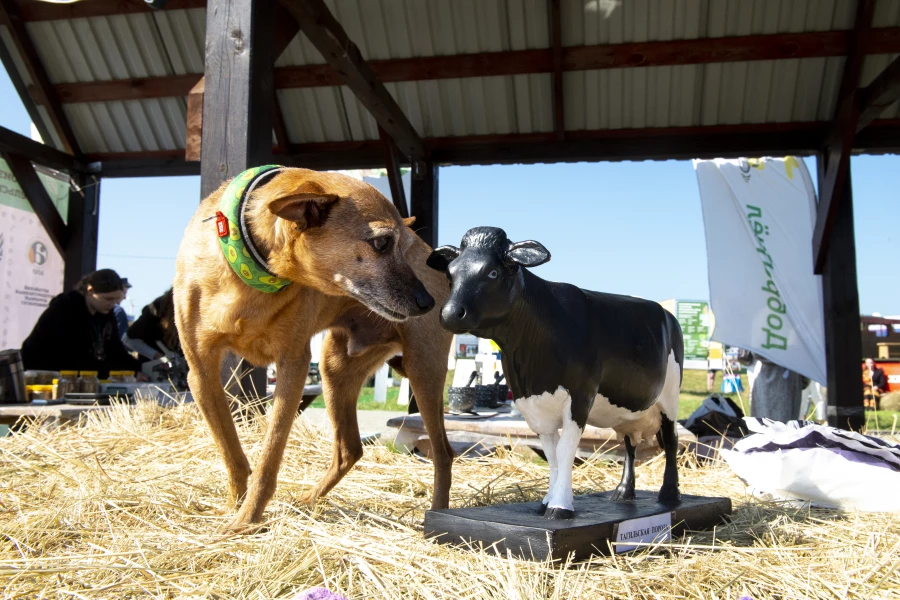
[415, 289, 435, 312]
[454, 305, 466, 320]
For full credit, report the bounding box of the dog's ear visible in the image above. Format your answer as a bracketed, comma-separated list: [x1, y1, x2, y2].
[269, 181, 340, 232]
[402, 216, 416, 228]
[426, 245, 460, 273]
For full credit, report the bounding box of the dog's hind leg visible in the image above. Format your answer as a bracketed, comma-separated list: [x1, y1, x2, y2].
[228, 347, 312, 530]
[185, 344, 251, 511]
[300, 330, 388, 506]
[401, 334, 454, 510]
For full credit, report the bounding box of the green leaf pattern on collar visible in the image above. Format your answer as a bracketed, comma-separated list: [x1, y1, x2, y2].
[217, 165, 292, 293]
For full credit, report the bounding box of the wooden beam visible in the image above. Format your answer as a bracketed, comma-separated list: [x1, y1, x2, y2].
[0, 125, 84, 172]
[379, 126, 408, 219]
[0, 0, 80, 154]
[51, 28, 900, 104]
[549, 0, 564, 140]
[184, 2, 297, 162]
[90, 156, 201, 178]
[410, 161, 438, 248]
[16, 0, 205, 21]
[63, 172, 100, 291]
[53, 74, 201, 104]
[273, 95, 290, 151]
[280, 0, 425, 161]
[200, 0, 277, 198]
[812, 0, 875, 275]
[87, 120, 900, 175]
[184, 78, 204, 162]
[856, 55, 900, 132]
[2, 152, 69, 254]
[0, 26, 54, 148]
[817, 153, 865, 431]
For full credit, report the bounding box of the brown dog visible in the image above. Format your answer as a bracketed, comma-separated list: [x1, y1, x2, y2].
[173, 168, 454, 530]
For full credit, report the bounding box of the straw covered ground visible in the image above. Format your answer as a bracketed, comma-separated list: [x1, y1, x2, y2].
[1, 399, 898, 599]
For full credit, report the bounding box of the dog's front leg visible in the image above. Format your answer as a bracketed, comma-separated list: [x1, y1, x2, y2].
[227, 350, 311, 531]
[186, 348, 252, 511]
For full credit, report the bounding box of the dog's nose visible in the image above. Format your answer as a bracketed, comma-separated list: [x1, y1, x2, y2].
[415, 289, 435, 312]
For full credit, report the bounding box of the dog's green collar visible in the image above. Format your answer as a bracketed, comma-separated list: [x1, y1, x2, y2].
[217, 165, 292, 293]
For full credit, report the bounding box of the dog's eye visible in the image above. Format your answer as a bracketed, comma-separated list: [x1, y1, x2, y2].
[488, 269, 498, 279]
[369, 236, 392, 253]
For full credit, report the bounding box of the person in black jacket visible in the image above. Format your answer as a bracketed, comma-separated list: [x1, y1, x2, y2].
[21, 269, 141, 379]
[123, 288, 181, 360]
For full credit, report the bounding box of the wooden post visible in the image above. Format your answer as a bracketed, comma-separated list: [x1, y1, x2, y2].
[201, 0, 276, 395]
[63, 172, 100, 291]
[200, 0, 276, 199]
[817, 152, 864, 431]
[410, 161, 439, 248]
[379, 126, 408, 218]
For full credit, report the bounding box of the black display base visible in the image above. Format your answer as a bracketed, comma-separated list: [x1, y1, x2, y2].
[424, 490, 732, 561]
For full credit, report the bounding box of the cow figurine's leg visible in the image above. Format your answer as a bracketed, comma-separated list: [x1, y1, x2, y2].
[537, 431, 560, 515]
[515, 388, 584, 520]
[610, 435, 637, 502]
[656, 414, 681, 502]
[543, 414, 583, 520]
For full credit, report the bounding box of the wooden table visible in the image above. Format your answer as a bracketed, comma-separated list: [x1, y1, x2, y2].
[0, 403, 110, 428]
[387, 405, 697, 461]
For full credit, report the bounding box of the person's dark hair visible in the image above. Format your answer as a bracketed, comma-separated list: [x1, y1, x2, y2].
[76, 269, 125, 294]
[153, 288, 179, 351]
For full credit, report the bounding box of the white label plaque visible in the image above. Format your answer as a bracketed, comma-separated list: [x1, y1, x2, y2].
[613, 511, 672, 553]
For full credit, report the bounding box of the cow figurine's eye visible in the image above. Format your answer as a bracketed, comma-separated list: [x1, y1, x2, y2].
[488, 269, 498, 279]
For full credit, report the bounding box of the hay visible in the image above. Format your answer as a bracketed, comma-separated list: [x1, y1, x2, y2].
[0, 399, 898, 600]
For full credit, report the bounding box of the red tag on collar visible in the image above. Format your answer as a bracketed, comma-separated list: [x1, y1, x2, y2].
[215, 211, 229, 237]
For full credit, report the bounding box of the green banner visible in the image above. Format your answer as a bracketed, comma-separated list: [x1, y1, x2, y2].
[0, 159, 70, 221]
[676, 300, 710, 361]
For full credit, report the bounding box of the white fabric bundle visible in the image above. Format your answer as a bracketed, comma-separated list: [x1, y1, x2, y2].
[721, 418, 900, 512]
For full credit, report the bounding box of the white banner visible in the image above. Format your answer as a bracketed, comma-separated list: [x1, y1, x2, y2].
[694, 157, 826, 384]
[0, 160, 69, 351]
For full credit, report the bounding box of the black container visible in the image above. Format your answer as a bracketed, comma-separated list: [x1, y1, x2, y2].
[0, 349, 27, 404]
[448, 386, 476, 413]
[496, 384, 510, 404]
[475, 384, 501, 409]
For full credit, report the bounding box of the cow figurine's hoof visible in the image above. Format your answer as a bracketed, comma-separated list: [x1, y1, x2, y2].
[537, 502, 548, 516]
[610, 485, 636, 503]
[544, 507, 575, 520]
[657, 485, 681, 504]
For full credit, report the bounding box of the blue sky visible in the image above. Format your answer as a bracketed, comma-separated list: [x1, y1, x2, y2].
[2, 68, 899, 318]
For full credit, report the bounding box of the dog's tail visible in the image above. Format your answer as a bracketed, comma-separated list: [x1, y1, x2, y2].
[387, 355, 406, 378]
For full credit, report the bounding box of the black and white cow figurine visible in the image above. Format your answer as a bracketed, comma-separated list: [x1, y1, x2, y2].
[427, 227, 684, 520]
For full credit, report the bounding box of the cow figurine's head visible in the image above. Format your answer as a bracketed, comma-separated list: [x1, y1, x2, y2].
[426, 226, 550, 333]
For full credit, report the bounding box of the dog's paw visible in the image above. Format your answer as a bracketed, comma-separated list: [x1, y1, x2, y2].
[295, 490, 321, 509]
[221, 518, 268, 536]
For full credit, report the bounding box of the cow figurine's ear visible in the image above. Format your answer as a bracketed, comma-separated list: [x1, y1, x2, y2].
[426, 245, 460, 273]
[506, 240, 551, 268]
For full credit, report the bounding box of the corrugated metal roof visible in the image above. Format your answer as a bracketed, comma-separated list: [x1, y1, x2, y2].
[2, 1, 899, 157]
[566, 0, 856, 45]
[14, 9, 203, 153]
[276, 0, 549, 67]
